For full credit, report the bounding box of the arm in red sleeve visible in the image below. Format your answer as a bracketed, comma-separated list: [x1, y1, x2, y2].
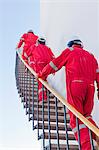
[22, 45, 35, 65]
[17, 33, 27, 48]
[17, 40, 23, 48]
[38, 48, 70, 80]
[48, 48, 55, 59]
[26, 45, 34, 57]
[38, 64, 54, 80]
[22, 50, 28, 64]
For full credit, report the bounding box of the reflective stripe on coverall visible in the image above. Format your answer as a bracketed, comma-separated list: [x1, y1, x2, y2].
[38, 45, 99, 149]
[26, 43, 55, 101]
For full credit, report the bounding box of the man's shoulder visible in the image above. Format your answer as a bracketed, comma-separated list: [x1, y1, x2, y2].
[62, 48, 72, 54]
[83, 49, 97, 61]
[39, 44, 48, 49]
[83, 48, 94, 56]
[22, 33, 28, 38]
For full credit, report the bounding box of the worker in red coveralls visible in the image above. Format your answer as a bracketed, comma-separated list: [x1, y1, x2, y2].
[16, 30, 38, 63]
[37, 38, 99, 149]
[25, 37, 55, 102]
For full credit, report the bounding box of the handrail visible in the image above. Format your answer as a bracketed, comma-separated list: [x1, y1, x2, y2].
[16, 50, 99, 137]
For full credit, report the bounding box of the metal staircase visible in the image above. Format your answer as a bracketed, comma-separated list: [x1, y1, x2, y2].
[15, 52, 99, 150]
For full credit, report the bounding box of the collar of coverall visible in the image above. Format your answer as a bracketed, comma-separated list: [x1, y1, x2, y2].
[72, 44, 83, 48]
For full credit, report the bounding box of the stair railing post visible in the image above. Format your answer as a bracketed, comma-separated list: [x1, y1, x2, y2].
[76, 117, 81, 150]
[28, 71, 31, 121]
[21, 67, 24, 101]
[25, 68, 28, 115]
[22, 64, 25, 104]
[37, 79, 40, 139]
[42, 84, 45, 149]
[32, 75, 35, 130]
[15, 52, 18, 86]
[89, 129, 94, 150]
[18, 65, 21, 94]
[20, 65, 22, 99]
[63, 105, 69, 150]
[16, 53, 19, 89]
[47, 90, 51, 150]
[55, 97, 60, 150]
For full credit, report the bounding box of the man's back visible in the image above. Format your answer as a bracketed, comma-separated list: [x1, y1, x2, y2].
[24, 32, 38, 44]
[31, 44, 54, 63]
[17, 32, 38, 48]
[65, 46, 97, 82]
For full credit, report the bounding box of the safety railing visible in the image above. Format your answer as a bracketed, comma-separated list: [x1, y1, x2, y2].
[15, 50, 99, 150]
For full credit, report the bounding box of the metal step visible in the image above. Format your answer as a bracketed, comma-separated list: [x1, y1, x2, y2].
[25, 101, 64, 110]
[46, 144, 79, 150]
[32, 114, 70, 123]
[25, 98, 60, 105]
[43, 132, 75, 140]
[38, 122, 71, 131]
[27, 107, 67, 117]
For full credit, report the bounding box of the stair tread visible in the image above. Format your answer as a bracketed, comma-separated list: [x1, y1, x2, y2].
[44, 132, 75, 140]
[27, 107, 67, 116]
[38, 122, 71, 131]
[25, 98, 60, 104]
[29, 104, 64, 110]
[26, 101, 63, 107]
[46, 143, 79, 150]
[33, 114, 70, 123]
[28, 109, 67, 116]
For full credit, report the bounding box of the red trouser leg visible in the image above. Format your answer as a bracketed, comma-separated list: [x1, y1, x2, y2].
[36, 65, 47, 102]
[38, 81, 47, 102]
[87, 117, 98, 141]
[83, 83, 98, 141]
[67, 81, 95, 150]
[29, 64, 47, 102]
[75, 127, 92, 150]
[22, 48, 28, 64]
[69, 111, 92, 150]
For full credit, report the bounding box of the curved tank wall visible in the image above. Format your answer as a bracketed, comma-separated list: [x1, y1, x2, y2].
[40, 0, 99, 125]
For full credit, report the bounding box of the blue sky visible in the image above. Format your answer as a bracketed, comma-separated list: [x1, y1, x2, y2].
[0, 0, 41, 149]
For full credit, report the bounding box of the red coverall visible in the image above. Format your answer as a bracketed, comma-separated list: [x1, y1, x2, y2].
[17, 32, 38, 63]
[25, 43, 55, 102]
[38, 45, 99, 149]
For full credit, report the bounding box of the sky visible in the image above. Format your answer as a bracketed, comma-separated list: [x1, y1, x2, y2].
[0, 0, 41, 149]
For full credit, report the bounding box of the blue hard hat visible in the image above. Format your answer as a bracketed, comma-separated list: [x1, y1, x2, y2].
[27, 30, 34, 34]
[38, 37, 46, 45]
[67, 39, 83, 48]
[67, 40, 74, 47]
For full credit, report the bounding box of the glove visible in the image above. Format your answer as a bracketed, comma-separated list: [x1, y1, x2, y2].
[37, 72, 46, 80]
